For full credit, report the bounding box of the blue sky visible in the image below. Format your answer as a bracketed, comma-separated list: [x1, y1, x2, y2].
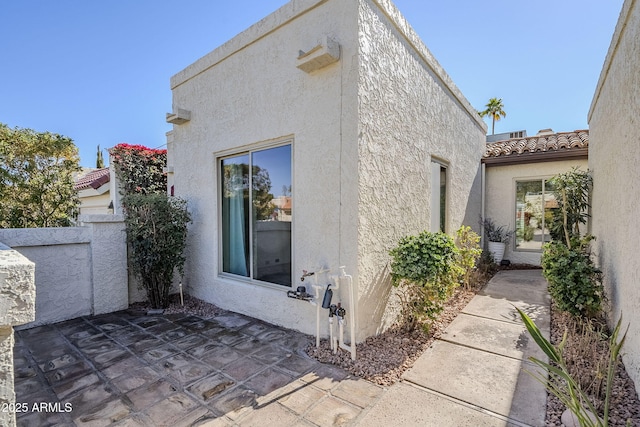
[1, 1, 623, 167]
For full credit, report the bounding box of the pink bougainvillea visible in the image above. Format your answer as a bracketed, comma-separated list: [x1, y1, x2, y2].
[109, 143, 167, 198]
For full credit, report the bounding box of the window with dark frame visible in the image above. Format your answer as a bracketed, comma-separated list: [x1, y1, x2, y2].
[220, 143, 292, 286]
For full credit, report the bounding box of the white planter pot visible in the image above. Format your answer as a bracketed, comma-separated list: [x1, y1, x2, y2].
[487, 241, 506, 263]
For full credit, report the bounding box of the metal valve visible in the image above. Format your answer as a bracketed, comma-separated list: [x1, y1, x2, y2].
[329, 304, 337, 317]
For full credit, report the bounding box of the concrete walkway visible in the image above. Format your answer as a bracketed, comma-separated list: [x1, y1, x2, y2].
[13, 270, 550, 426]
[356, 269, 551, 427]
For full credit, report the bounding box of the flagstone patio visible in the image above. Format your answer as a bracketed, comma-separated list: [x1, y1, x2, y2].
[13, 309, 384, 426]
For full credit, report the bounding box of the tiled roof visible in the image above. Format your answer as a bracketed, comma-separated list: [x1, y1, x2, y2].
[74, 167, 110, 190]
[483, 130, 588, 163]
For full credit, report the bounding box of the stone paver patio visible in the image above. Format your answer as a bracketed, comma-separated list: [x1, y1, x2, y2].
[13, 309, 384, 426]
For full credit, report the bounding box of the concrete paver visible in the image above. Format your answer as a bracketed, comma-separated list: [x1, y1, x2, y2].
[391, 269, 550, 427]
[12, 269, 549, 426]
[402, 340, 545, 426]
[13, 309, 382, 426]
[356, 382, 510, 427]
[441, 312, 547, 361]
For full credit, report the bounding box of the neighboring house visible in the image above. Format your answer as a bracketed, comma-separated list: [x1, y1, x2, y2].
[73, 167, 112, 215]
[486, 129, 527, 143]
[166, 0, 486, 340]
[482, 129, 589, 265]
[588, 0, 640, 392]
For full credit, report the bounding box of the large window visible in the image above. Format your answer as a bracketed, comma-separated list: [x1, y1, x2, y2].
[515, 179, 556, 251]
[220, 144, 292, 286]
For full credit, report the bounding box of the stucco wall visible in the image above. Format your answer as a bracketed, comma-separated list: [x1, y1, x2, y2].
[77, 190, 111, 215]
[588, 0, 640, 391]
[0, 244, 35, 427]
[168, 0, 485, 341]
[0, 215, 129, 328]
[355, 0, 486, 337]
[0, 228, 93, 327]
[169, 0, 358, 337]
[0, 244, 35, 326]
[484, 159, 588, 266]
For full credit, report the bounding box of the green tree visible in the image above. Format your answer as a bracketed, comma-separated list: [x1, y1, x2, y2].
[547, 168, 592, 248]
[221, 163, 275, 221]
[96, 145, 104, 168]
[479, 97, 507, 135]
[0, 123, 80, 228]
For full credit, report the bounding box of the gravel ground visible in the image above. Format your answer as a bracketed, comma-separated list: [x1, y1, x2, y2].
[545, 306, 640, 426]
[129, 294, 226, 318]
[304, 285, 478, 386]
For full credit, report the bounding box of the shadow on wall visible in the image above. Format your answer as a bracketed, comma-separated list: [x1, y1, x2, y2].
[593, 240, 619, 324]
[358, 264, 396, 338]
[462, 163, 483, 234]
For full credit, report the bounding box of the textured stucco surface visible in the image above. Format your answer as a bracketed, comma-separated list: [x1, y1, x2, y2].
[484, 159, 588, 266]
[356, 0, 486, 337]
[0, 245, 35, 427]
[168, 0, 485, 341]
[588, 0, 640, 392]
[0, 229, 92, 328]
[0, 244, 35, 326]
[1, 327, 16, 427]
[0, 217, 129, 328]
[169, 0, 357, 338]
[80, 215, 129, 315]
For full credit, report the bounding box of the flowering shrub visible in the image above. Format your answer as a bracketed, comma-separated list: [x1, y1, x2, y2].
[110, 143, 189, 309]
[109, 143, 167, 197]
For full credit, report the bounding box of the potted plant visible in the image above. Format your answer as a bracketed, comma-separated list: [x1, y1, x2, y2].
[480, 217, 513, 263]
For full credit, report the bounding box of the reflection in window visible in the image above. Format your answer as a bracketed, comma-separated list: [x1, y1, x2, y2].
[431, 161, 447, 232]
[220, 144, 292, 286]
[515, 179, 556, 250]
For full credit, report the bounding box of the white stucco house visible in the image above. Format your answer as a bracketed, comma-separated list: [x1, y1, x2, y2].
[166, 0, 486, 341]
[482, 129, 589, 265]
[73, 167, 112, 215]
[588, 0, 640, 392]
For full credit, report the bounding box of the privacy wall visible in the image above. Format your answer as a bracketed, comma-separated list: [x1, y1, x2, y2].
[588, 0, 640, 392]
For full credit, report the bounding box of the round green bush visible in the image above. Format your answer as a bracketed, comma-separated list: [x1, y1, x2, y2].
[390, 230, 457, 287]
[389, 231, 458, 329]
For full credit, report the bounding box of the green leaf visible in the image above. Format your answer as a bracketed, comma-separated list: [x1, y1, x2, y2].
[516, 308, 560, 363]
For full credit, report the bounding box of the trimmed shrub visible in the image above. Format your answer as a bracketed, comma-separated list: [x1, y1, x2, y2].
[389, 231, 458, 330]
[124, 194, 191, 309]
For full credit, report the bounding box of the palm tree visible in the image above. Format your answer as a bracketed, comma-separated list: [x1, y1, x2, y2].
[479, 98, 506, 135]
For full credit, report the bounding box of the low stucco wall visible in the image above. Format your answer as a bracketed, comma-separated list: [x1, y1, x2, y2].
[0, 215, 129, 328]
[484, 159, 588, 265]
[588, 0, 640, 392]
[0, 244, 35, 427]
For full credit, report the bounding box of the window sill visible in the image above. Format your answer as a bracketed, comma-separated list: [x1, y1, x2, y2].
[217, 273, 292, 291]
